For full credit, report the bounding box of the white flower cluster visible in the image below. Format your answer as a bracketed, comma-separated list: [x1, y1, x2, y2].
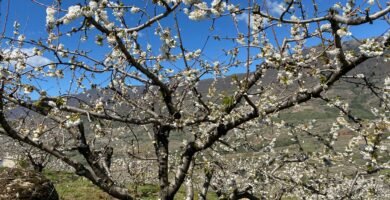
[210, 0, 226, 17]
[46, 7, 56, 29]
[95, 10, 110, 27]
[108, 2, 125, 19]
[95, 101, 104, 113]
[342, 0, 355, 15]
[257, 43, 283, 66]
[383, 76, 390, 101]
[184, 49, 201, 60]
[130, 7, 141, 14]
[319, 23, 331, 32]
[385, 77, 390, 90]
[336, 27, 351, 37]
[82, 6, 94, 18]
[186, 1, 227, 21]
[277, 70, 294, 85]
[250, 14, 263, 46]
[333, 3, 342, 10]
[63, 5, 82, 24]
[326, 48, 341, 56]
[236, 33, 245, 45]
[13, 21, 21, 36]
[65, 115, 81, 128]
[23, 85, 34, 94]
[156, 28, 177, 58]
[32, 124, 46, 142]
[107, 33, 117, 45]
[359, 39, 384, 57]
[17, 34, 25, 45]
[344, 50, 357, 61]
[227, 4, 239, 13]
[89, 1, 98, 10]
[182, 69, 199, 82]
[188, 2, 208, 20]
[183, 0, 201, 5]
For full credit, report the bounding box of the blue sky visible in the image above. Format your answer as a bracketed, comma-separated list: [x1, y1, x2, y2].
[1, 0, 388, 62]
[0, 0, 389, 97]
[1, 1, 387, 40]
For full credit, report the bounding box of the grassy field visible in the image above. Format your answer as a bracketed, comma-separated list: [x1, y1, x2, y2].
[45, 170, 218, 200]
[44, 171, 112, 200]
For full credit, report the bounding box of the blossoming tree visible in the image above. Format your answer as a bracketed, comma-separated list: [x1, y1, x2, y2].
[0, 0, 389, 199]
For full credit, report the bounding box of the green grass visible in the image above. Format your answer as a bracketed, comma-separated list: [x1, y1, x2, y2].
[44, 170, 218, 200]
[45, 171, 112, 200]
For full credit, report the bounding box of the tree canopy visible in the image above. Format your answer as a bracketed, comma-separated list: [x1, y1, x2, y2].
[0, 0, 389, 199]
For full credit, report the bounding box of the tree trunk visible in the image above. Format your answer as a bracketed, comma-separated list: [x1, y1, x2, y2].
[185, 161, 195, 200]
[199, 167, 213, 200]
[154, 125, 171, 200]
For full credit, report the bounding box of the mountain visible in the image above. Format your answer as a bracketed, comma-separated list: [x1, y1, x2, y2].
[4, 39, 389, 122]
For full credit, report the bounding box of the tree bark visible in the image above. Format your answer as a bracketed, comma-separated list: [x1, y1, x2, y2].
[185, 160, 195, 200]
[199, 167, 213, 200]
[154, 125, 171, 200]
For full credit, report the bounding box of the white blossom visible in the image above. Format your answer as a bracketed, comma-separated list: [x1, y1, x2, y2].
[17, 34, 25, 44]
[48, 101, 57, 107]
[23, 86, 34, 94]
[188, 3, 208, 20]
[82, 7, 94, 17]
[63, 5, 81, 24]
[356, 74, 365, 78]
[89, 1, 98, 10]
[65, 114, 81, 128]
[65, 118, 81, 128]
[183, 0, 201, 5]
[130, 7, 141, 13]
[277, 71, 294, 85]
[336, 27, 351, 37]
[320, 23, 331, 32]
[384, 77, 390, 90]
[46, 7, 56, 28]
[359, 39, 384, 57]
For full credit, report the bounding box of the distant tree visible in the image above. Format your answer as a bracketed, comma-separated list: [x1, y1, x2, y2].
[0, 0, 389, 199]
